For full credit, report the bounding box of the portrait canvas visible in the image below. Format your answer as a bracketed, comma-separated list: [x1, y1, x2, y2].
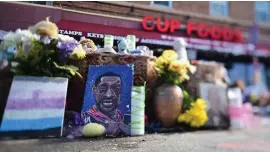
[198, 83, 229, 128]
[82, 65, 134, 136]
[0, 76, 68, 137]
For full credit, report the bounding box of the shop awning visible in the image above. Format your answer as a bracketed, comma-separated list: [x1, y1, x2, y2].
[57, 19, 270, 57]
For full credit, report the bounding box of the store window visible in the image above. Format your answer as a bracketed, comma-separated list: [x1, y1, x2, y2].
[255, 1, 270, 23]
[209, 1, 229, 17]
[228, 63, 248, 85]
[151, 1, 173, 8]
[228, 62, 269, 93]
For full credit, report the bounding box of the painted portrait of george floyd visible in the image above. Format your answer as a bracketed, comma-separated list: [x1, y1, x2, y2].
[82, 65, 134, 136]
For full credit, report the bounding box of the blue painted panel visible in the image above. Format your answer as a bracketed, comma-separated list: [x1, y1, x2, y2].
[81, 64, 134, 136]
[0, 117, 63, 131]
[0, 76, 68, 137]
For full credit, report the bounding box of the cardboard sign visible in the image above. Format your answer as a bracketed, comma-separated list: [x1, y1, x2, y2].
[227, 88, 243, 106]
[0, 76, 68, 137]
[81, 65, 134, 136]
[198, 83, 229, 128]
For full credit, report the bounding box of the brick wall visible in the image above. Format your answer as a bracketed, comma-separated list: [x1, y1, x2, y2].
[173, 1, 209, 15]
[229, 1, 254, 21]
[53, 1, 234, 25]
[126, 1, 255, 22]
[54, 1, 131, 17]
[53, 1, 270, 41]
[129, 1, 210, 15]
[53, 1, 186, 21]
[129, 1, 150, 5]
[53, 1, 257, 25]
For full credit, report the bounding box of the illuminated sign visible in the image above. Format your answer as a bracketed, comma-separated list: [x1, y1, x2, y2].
[141, 16, 242, 42]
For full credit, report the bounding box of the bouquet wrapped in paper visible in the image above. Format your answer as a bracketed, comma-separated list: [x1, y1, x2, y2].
[0, 17, 86, 79]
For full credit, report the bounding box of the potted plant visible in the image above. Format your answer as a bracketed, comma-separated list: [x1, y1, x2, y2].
[153, 50, 196, 127]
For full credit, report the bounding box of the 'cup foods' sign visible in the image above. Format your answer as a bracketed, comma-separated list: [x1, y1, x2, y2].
[141, 16, 243, 43]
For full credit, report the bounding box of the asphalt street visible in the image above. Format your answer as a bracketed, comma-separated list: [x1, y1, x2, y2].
[1, 120, 270, 152]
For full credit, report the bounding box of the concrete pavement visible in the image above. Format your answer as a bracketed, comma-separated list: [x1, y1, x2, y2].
[1, 119, 270, 152]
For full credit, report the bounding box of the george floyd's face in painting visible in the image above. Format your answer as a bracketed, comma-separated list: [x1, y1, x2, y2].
[93, 76, 121, 114]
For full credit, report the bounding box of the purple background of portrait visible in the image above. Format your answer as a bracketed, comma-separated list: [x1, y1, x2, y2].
[82, 65, 134, 125]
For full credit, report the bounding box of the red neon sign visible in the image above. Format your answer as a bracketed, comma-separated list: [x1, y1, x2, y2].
[142, 16, 181, 33]
[141, 16, 242, 42]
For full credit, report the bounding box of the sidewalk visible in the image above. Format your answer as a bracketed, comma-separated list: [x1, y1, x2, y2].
[0, 117, 270, 152]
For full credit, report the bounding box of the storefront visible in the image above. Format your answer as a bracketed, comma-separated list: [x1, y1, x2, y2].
[57, 15, 256, 57]
[1, 2, 270, 89]
[1, 2, 268, 57]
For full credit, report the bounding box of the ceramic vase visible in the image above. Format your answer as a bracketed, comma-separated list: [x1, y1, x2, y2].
[154, 83, 183, 127]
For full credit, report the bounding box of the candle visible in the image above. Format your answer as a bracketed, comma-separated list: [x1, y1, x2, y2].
[127, 35, 136, 53]
[227, 88, 245, 129]
[104, 35, 114, 48]
[131, 85, 145, 136]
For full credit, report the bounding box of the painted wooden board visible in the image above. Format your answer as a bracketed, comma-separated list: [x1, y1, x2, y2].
[81, 65, 134, 136]
[0, 76, 68, 137]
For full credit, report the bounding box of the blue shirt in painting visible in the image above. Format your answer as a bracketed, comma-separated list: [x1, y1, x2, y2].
[82, 105, 130, 136]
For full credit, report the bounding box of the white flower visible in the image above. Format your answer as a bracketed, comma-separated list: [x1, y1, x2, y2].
[3, 32, 16, 41]
[57, 34, 75, 42]
[189, 65, 197, 74]
[1, 29, 41, 57]
[11, 61, 19, 67]
[3, 29, 40, 43]
[41, 36, 51, 44]
[0, 40, 16, 51]
[15, 29, 40, 42]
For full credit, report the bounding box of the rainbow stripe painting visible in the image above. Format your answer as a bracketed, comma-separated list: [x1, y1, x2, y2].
[0, 76, 68, 137]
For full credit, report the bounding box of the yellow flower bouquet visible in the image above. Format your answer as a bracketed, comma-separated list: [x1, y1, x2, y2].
[154, 50, 208, 128]
[177, 98, 208, 128]
[155, 50, 196, 85]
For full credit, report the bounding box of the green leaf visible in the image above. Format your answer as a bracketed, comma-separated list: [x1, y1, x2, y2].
[53, 62, 77, 75]
[75, 71, 83, 79]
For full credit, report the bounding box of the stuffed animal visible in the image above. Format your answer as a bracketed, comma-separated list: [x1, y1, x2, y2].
[28, 17, 58, 39]
[79, 37, 97, 54]
[117, 38, 128, 54]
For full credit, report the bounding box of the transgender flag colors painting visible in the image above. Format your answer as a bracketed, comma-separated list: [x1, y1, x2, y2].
[0, 76, 68, 137]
